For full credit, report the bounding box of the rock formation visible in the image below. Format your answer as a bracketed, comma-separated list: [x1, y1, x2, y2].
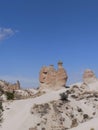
[30, 85, 98, 130]
[39, 61, 68, 90]
[0, 80, 20, 92]
[83, 69, 97, 84]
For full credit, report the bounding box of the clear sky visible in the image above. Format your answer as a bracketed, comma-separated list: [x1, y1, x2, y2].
[0, 0, 98, 88]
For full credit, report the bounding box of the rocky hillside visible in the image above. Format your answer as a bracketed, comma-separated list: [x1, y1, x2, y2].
[1, 68, 98, 130]
[0, 80, 38, 101]
[1, 80, 98, 130]
[29, 84, 98, 130]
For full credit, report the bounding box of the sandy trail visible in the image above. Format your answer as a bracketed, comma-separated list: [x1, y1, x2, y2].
[1, 89, 64, 130]
[1, 87, 98, 130]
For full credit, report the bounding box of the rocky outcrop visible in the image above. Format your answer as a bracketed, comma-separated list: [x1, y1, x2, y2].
[30, 87, 98, 130]
[39, 61, 68, 90]
[83, 69, 97, 84]
[0, 80, 20, 92]
[14, 89, 38, 99]
[29, 84, 98, 130]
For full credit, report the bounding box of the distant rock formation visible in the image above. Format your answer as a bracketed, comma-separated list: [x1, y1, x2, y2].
[39, 61, 68, 90]
[0, 80, 20, 92]
[83, 69, 97, 84]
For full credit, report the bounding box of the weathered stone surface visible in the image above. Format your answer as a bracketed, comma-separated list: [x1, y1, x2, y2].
[39, 65, 56, 87]
[30, 90, 98, 130]
[83, 69, 97, 84]
[39, 61, 68, 90]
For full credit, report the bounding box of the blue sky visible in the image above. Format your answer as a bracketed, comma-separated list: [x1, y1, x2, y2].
[0, 0, 98, 88]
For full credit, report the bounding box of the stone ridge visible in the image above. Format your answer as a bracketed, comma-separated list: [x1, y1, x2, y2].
[39, 61, 68, 90]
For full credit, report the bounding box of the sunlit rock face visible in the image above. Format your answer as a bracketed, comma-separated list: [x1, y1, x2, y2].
[39, 61, 68, 90]
[83, 69, 97, 84]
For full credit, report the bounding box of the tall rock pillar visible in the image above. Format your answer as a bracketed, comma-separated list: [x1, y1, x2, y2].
[56, 61, 68, 87]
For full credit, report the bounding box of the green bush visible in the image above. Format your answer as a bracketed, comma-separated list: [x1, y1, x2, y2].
[90, 128, 95, 130]
[6, 91, 14, 100]
[0, 101, 3, 125]
[60, 92, 68, 101]
[0, 87, 4, 96]
[0, 102, 3, 111]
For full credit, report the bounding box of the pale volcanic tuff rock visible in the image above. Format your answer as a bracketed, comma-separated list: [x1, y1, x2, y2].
[2, 80, 98, 130]
[39, 65, 56, 87]
[83, 69, 97, 84]
[39, 61, 68, 90]
[0, 80, 20, 92]
[30, 86, 98, 130]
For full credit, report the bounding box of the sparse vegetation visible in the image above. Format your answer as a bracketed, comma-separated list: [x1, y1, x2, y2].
[0, 87, 4, 95]
[83, 114, 89, 119]
[90, 128, 95, 130]
[32, 103, 50, 117]
[0, 101, 3, 126]
[60, 92, 68, 101]
[5, 91, 14, 100]
[0, 86, 4, 126]
[0, 102, 3, 111]
[71, 119, 78, 128]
